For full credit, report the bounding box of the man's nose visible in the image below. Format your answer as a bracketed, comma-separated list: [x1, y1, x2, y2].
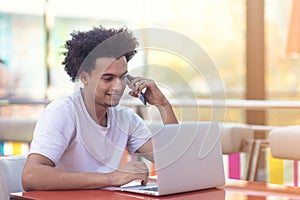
[112, 78, 124, 90]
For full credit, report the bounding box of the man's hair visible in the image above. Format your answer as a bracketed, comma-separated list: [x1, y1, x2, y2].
[62, 26, 139, 82]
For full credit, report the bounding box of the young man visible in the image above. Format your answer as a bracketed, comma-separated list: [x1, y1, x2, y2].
[22, 26, 178, 191]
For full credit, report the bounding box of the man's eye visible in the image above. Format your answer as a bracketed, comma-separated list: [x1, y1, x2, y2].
[104, 77, 113, 81]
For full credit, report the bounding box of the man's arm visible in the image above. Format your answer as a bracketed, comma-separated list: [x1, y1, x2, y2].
[22, 154, 149, 191]
[156, 101, 178, 124]
[136, 139, 154, 162]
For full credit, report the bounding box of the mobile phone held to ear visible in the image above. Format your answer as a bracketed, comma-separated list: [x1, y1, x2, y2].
[127, 75, 147, 105]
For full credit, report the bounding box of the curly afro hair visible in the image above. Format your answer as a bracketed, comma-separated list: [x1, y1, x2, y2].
[62, 26, 139, 82]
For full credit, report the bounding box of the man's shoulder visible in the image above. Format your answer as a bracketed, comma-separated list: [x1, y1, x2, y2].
[45, 93, 75, 113]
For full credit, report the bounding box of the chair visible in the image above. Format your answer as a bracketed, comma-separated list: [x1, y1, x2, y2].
[0, 155, 27, 200]
[220, 123, 255, 155]
[220, 123, 256, 180]
[269, 126, 300, 186]
[269, 126, 300, 160]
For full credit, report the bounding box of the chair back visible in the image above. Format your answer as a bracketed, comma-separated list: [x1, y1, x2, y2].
[269, 126, 300, 160]
[0, 155, 27, 200]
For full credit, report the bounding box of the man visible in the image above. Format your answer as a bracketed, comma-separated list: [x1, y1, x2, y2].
[22, 26, 178, 191]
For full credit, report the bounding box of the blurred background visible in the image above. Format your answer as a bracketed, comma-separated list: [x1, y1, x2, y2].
[0, 0, 299, 125]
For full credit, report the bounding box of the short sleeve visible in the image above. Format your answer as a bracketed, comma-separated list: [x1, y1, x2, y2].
[126, 112, 152, 153]
[29, 98, 75, 165]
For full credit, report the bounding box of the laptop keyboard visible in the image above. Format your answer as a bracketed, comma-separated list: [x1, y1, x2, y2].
[140, 186, 158, 191]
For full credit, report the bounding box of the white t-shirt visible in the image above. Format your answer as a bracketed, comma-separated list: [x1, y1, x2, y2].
[29, 90, 151, 173]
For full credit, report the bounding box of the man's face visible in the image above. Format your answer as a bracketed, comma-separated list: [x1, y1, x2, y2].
[84, 56, 128, 107]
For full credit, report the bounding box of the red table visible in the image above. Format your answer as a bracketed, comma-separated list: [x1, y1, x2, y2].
[10, 179, 300, 200]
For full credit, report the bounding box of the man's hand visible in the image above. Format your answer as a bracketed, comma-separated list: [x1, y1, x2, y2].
[109, 161, 149, 186]
[127, 75, 178, 124]
[127, 75, 168, 107]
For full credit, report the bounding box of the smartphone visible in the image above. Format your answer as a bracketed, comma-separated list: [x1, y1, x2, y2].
[127, 75, 147, 105]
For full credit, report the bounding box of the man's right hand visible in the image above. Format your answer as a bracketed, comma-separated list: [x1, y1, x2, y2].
[109, 161, 149, 186]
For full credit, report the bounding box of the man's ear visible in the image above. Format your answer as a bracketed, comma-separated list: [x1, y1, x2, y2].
[79, 71, 89, 85]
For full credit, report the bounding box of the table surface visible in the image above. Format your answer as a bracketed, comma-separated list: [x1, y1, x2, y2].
[10, 179, 300, 200]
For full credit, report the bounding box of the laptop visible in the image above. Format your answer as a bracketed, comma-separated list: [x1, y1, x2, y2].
[115, 122, 225, 196]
